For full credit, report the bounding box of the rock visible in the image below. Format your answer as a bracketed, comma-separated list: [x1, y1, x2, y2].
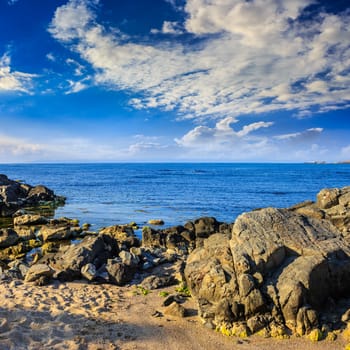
[0, 228, 19, 248]
[119, 250, 139, 268]
[13, 226, 36, 241]
[24, 263, 54, 283]
[99, 225, 140, 249]
[141, 275, 176, 290]
[142, 225, 196, 254]
[162, 294, 185, 307]
[185, 207, 350, 336]
[105, 259, 134, 286]
[317, 188, 341, 209]
[193, 217, 220, 238]
[148, 219, 165, 226]
[50, 234, 118, 280]
[163, 301, 186, 318]
[26, 185, 55, 204]
[13, 214, 48, 226]
[296, 306, 319, 336]
[81, 263, 97, 281]
[308, 328, 323, 342]
[342, 309, 350, 323]
[38, 225, 74, 242]
[289, 201, 325, 220]
[247, 315, 270, 334]
[0, 175, 65, 217]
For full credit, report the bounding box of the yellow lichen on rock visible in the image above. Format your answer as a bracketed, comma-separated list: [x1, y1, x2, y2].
[270, 324, 289, 339]
[325, 331, 337, 341]
[343, 323, 350, 341]
[308, 328, 322, 342]
[219, 324, 232, 337]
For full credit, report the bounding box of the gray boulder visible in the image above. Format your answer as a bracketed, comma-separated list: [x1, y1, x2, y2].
[105, 259, 134, 285]
[291, 186, 350, 238]
[0, 228, 19, 248]
[0, 174, 65, 217]
[99, 224, 140, 249]
[24, 263, 54, 283]
[185, 207, 350, 335]
[50, 234, 119, 280]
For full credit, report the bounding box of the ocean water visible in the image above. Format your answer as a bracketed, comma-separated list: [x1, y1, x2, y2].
[1, 163, 350, 230]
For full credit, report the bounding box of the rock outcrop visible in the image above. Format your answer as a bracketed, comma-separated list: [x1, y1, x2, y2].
[142, 217, 232, 254]
[0, 174, 65, 217]
[291, 186, 350, 237]
[185, 205, 350, 336]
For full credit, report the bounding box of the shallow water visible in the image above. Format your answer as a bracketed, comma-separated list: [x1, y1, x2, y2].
[1, 163, 350, 230]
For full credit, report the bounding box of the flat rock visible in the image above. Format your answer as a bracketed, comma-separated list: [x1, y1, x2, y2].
[24, 263, 54, 283]
[0, 228, 19, 248]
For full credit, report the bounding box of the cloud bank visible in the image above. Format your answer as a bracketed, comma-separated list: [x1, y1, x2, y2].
[48, 0, 350, 121]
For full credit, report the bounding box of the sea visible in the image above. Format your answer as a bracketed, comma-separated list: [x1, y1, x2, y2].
[1, 163, 350, 231]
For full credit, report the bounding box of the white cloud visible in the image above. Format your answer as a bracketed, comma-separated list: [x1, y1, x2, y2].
[46, 53, 56, 62]
[65, 79, 88, 94]
[48, 0, 350, 120]
[0, 135, 43, 157]
[151, 21, 184, 35]
[274, 127, 323, 141]
[0, 53, 35, 93]
[175, 117, 273, 156]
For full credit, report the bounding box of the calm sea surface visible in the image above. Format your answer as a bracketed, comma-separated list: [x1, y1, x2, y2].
[1, 163, 350, 230]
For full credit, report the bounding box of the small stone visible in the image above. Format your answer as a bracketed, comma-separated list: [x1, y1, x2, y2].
[342, 309, 350, 323]
[326, 331, 337, 341]
[148, 219, 165, 226]
[81, 263, 97, 281]
[163, 302, 186, 318]
[152, 311, 163, 318]
[308, 328, 323, 342]
[82, 223, 91, 231]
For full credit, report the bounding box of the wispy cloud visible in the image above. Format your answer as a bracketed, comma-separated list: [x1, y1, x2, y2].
[0, 134, 43, 158]
[274, 128, 323, 141]
[0, 53, 36, 93]
[48, 0, 350, 121]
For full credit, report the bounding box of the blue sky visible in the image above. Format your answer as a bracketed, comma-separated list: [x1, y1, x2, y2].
[0, 0, 349, 162]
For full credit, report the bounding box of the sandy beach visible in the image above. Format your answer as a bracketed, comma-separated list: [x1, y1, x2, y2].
[0, 280, 347, 350]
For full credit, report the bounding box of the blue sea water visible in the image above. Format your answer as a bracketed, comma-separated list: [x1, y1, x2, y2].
[1, 163, 350, 230]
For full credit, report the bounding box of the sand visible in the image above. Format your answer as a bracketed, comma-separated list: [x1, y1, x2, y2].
[0, 280, 347, 350]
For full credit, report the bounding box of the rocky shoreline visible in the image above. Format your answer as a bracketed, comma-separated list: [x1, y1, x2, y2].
[1, 174, 350, 348]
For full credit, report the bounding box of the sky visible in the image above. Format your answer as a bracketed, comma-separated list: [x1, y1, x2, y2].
[0, 0, 349, 163]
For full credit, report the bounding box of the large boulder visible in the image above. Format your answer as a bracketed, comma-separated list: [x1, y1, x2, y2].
[185, 207, 350, 335]
[105, 259, 135, 285]
[50, 234, 119, 280]
[0, 174, 65, 217]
